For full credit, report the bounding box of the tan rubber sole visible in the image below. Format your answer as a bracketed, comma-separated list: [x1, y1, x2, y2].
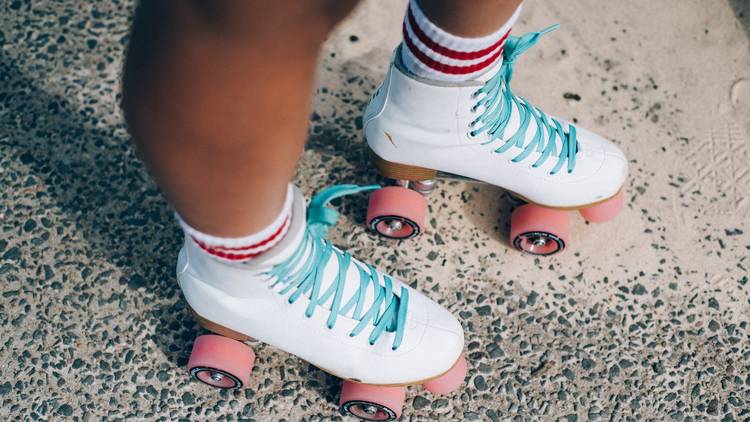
[190, 306, 252, 341]
[188, 305, 460, 387]
[369, 149, 622, 210]
[370, 149, 437, 181]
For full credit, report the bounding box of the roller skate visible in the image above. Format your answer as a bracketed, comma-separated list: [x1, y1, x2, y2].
[178, 184, 466, 420]
[363, 26, 628, 255]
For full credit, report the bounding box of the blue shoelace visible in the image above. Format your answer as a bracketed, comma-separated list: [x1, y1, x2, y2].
[266, 185, 410, 350]
[470, 25, 579, 175]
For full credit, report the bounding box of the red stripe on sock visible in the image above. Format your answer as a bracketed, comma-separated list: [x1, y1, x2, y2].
[407, 6, 511, 61]
[192, 216, 290, 260]
[403, 22, 505, 75]
[198, 246, 266, 261]
[206, 216, 290, 252]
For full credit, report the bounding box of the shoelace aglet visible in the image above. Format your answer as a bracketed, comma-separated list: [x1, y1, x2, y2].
[540, 24, 560, 35]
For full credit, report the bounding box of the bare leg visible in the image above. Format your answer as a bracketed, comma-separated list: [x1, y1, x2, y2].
[122, 0, 357, 237]
[418, 0, 523, 37]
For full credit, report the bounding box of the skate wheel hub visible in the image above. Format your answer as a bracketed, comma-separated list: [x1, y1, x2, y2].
[367, 187, 427, 239]
[509, 204, 570, 256]
[388, 220, 403, 231]
[530, 236, 548, 247]
[190, 367, 243, 389]
[341, 400, 398, 421]
[370, 216, 418, 238]
[363, 405, 378, 415]
[514, 231, 564, 255]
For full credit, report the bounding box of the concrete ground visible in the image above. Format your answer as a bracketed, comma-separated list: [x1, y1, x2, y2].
[1, 0, 749, 420]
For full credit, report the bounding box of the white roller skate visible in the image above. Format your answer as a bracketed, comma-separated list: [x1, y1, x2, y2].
[178, 184, 466, 420]
[363, 26, 628, 255]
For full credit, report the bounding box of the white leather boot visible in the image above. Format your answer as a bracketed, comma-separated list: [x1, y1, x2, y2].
[363, 26, 628, 255]
[179, 184, 466, 420]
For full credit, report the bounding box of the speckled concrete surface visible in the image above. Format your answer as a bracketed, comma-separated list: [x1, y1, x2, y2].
[1, 0, 749, 421]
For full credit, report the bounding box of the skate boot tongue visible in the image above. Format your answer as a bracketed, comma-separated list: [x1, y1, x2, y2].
[267, 185, 411, 350]
[469, 25, 579, 176]
[472, 57, 504, 84]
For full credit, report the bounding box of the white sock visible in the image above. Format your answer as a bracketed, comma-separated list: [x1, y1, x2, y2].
[400, 0, 522, 82]
[177, 184, 293, 262]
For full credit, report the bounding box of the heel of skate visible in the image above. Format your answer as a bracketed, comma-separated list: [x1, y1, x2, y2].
[367, 150, 433, 239]
[188, 305, 252, 341]
[369, 149, 437, 181]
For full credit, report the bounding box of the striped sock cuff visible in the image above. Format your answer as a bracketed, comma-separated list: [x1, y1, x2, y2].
[401, 0, 522, 82]
[177, 184, 293, 262]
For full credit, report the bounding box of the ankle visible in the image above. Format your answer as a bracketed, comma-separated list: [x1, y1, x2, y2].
[400, 0, 522, 82]
[177, 185, 294, 262]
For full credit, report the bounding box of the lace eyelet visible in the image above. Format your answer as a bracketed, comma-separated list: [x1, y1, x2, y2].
[467, 130, 478, 139]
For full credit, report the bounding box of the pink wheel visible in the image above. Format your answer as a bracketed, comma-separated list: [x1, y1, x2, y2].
[339, 381, 406, 421]
[510, 204, 570, 255]
[367, 186, 427, 239]
[423, 354, 467, 395]
[579, 190, 624, 223]
[187, 334, 255, 389]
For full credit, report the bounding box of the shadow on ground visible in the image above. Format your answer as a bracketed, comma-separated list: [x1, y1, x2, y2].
[0, 49, 188, 359]
[729, 0, 749, 38]
[0, 51, 340, 400]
